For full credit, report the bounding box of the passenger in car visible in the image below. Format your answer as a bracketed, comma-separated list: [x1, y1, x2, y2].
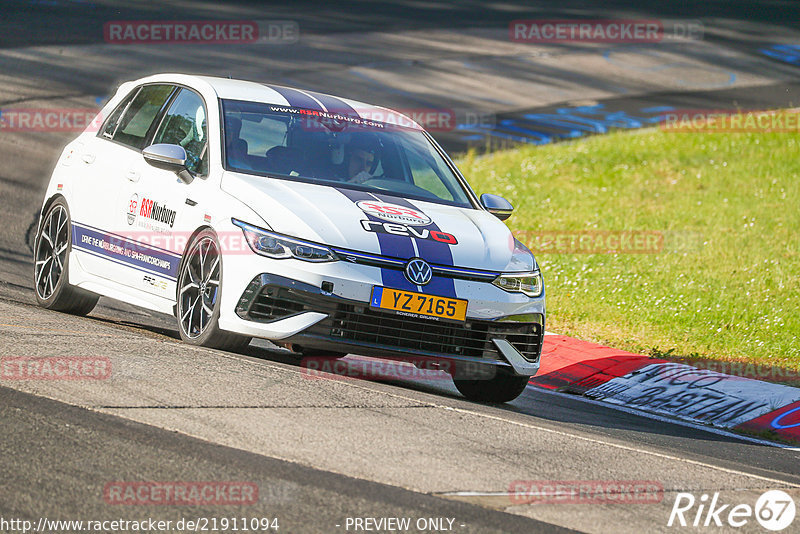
[225, 117, 251, 169]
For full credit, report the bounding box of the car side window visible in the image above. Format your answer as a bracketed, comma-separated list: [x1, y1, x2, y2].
[100, 89, 138, 139]
[152, 89, 208, 175]
[112, 84, 175, 150]
[239, 116, 287, 155]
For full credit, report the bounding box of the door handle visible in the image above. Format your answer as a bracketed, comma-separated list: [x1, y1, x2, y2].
[82, 153, 95, 164]
[126, 170, 140, 182]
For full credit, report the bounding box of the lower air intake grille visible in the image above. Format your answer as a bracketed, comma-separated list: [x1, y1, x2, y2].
[242, 285, 543, 362]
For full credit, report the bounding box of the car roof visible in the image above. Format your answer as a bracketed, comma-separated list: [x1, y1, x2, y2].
[131, 73, 424, 131]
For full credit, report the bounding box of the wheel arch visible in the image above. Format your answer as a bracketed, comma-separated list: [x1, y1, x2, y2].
[38, 193, 68, 229]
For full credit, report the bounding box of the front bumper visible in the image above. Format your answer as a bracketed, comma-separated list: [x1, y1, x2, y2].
[232, 273, 543, 376]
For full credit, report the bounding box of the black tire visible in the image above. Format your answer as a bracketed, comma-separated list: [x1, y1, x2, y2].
[453, 371, 530, 403]
[176, 229, 251, 351]
[33, 198, 98, 315]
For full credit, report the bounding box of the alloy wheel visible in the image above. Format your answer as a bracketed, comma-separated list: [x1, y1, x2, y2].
[179, 236, 221, 338]
[34, 205, 69, 300]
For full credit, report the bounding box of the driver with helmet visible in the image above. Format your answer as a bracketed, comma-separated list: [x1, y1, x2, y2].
[332, 134, 381, 184]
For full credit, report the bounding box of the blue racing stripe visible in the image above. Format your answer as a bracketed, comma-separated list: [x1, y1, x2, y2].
[305, 90, 360, 118]
[335, 188, 417, 292]
[263, 84, 325, 112]
[373, 193, 458, 298]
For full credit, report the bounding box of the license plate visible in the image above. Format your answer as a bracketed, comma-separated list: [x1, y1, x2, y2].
[370, 287, 468, 322]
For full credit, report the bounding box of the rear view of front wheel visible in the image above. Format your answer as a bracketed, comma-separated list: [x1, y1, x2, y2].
[176, 229, 250, 351]
[33, 199, 98, 315]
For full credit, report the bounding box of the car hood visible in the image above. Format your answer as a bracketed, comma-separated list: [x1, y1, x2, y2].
[221, 171, 518, 271]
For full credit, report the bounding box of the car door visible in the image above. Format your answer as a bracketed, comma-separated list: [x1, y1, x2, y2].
[70, 84, 177, 288]
[68, 85, 138, 268]
[119, 87, 211, 300]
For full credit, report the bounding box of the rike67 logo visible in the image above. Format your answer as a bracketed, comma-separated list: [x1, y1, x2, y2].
[668, 490, 796, 531]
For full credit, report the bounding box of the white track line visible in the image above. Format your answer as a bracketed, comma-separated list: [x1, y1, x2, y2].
[166, 341, 800, 488]
[271, 363, 800, 487]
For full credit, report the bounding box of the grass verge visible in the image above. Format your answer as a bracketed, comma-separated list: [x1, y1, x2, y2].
[456, 126, 800, 370]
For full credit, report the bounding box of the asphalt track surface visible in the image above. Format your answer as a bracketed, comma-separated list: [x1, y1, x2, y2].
[2, 2, 800, 533]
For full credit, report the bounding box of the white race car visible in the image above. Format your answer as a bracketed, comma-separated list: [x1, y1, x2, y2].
[34, 74, 544, 402]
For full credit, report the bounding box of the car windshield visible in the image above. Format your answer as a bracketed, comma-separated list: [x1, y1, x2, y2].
[221, 99, 473, 207]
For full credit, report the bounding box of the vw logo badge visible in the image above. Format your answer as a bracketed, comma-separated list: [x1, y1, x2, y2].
[405, 258, 432, 285]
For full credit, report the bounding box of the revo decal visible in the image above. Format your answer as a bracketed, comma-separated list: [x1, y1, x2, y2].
[360, 220, 458, 245]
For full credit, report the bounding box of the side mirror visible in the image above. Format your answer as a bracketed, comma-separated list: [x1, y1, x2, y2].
[480, 193, 513, 221]
[142, 143, 193, 184]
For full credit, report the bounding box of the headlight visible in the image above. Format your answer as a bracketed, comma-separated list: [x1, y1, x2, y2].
[493, 237, 542, 296]
[492, 271, 543, 297]
[232, 219, 336, 262]
[506, 238, 537, 272]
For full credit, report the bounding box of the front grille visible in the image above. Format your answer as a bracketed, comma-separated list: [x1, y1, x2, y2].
[322, 307, 542, 361]
[239, 282, 543, 362]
